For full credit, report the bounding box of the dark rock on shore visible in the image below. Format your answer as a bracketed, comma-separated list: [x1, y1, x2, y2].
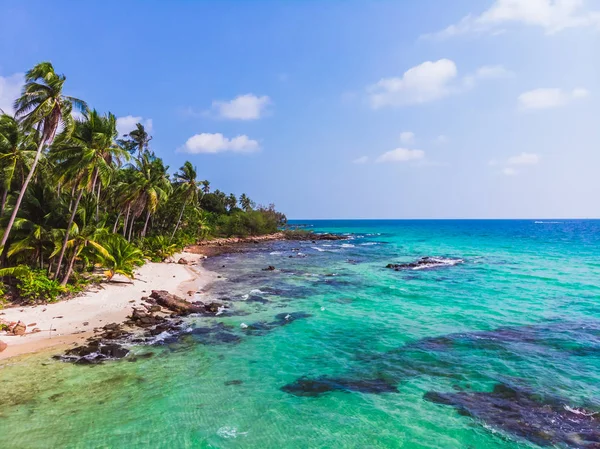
[286, 232, 347, 241]
[386, 256, 463, 271]
[55, 339, 130, 364]
[424, 383, 600, 448]
[262, 265, 276, 271]
[281, 376, 398, 397]
[0, 340, 7, 352]
[150, 290, 205, 315]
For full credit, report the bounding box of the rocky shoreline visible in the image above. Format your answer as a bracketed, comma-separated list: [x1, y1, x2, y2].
[0, 231, 346, 360]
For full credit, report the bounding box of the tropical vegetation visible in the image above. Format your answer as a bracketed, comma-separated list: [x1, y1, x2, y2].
[0, 62, 286, 304]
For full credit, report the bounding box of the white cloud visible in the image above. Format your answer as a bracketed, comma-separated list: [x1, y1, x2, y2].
[0, 73, 24, 115]
[367, 59, 510, 108]
[367, 59, 458, 108]
[488, 159, 499, 166]
[117, 115, 153, 136]
[180, 133, 260, 154]
[400, 131, 416, 144]
[424, 0, 600, 39]
[211, 94, 271, 120]
[502, 167, 518, 176]
[507, 152, 541, 165]
[434, 134, 449, 144]
[518, 87, 589, 110]
[376, 148, 425, 163]
[352, 156, 369, 164]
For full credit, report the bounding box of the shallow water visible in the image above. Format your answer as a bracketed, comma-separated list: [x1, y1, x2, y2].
[1, 220, 600, 448]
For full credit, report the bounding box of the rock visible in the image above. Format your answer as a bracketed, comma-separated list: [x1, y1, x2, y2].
[177, 258, 189, 265]
[204, 302, 225, 314]
[386, 257, 463, 271]
[10, 321, 26, 336]
[27, 322, 37, 327]
[149, 290, 205, 315]
[187, 290, 195, 296]
[83, 322, 89, 326]
[31, 328, 41, 333]
[262, 265, 276, 271]
[0, 340, 7, 352]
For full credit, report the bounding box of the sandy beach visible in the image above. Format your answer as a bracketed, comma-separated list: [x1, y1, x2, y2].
[0, 251, 216, 360]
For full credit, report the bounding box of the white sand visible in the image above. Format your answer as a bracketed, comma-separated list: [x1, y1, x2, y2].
[0, 252, 216, 360]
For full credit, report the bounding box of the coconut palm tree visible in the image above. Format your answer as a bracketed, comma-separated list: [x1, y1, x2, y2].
[127, 153, 171, 239]
[239, 193, 252, 212]
[201, 180, 210, 194]
[119, 123, 151, 158]
[1, 62, 86, 248]
[171, 161, 200, 240]
[49, 109, 127, 279]
[50, 203, 110, 286]
[0, 115, 37, 215]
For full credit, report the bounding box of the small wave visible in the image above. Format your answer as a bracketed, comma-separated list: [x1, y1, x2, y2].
[412, 257, 463, 270]
[250, 289, 264, 294]
[534, 221, 563, 224]
[564, 405, 597, 416]
[360, 242, 378, 246]
[269, 251, 283, 255]
[312, 247, 326, 252]
[241, 294, 249, 301]
[341, 243, 355, 248]
[217, 427, 247, 439]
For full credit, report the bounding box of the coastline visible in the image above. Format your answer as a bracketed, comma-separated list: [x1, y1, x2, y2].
[0, 231, 335, 361]
[0, 251, 216, 360]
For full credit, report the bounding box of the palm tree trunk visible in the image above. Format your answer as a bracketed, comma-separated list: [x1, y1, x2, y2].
[127, 213, 135, 241]
[68, 183, 76, 211]
[123, 205, 130, 237]
[60, 246, 79, 287]
[96, 182, 101, 222]
[0, 188, 7, 216]
[171, 199, 188, 241]
[54, 187, 83, 280]
[1, 139, 45, 247]
[112, 211, 121, 233]
[141, 210, 151, 237]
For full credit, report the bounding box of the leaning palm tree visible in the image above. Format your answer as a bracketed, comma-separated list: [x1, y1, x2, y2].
[200, 180, 210, 194]
[49, 109, 127, 280]
[171, 161, 200, 240]
[1, 62, 86, 248]
[0, 114, 37, 215]
[127, 153, 171, 239]
[119, 123, 151, 158]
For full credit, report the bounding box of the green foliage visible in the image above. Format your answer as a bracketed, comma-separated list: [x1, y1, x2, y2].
[3, 265, 65, 303]
[99, 235, 145, 280]
[0, 60, 286, 306]
[141, 236, 180, 262]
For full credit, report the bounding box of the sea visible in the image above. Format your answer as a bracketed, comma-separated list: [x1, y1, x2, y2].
[1, 219, 600, 449]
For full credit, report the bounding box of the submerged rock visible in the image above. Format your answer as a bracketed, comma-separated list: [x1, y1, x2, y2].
[424, 383, 600, 448]
[281, 376, 398, 397]
[243, 312, 313, 336]
[386, 256, 463, 271]
[0, 340, 7, 352]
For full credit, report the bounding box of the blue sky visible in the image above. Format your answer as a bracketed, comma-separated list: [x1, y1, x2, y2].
[1, 0, 599, 219]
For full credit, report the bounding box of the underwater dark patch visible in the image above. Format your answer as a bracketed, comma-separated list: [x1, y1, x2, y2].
[424, 383, 600, 448]
[281, 376, 398, 397]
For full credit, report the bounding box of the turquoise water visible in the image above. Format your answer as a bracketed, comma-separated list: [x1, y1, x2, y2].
[1, 219, 600, 448]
